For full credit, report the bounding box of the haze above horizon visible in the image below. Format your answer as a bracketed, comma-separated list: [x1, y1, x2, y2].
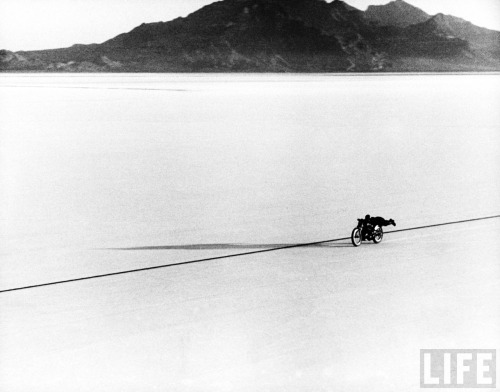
[1, 0, 499, 51]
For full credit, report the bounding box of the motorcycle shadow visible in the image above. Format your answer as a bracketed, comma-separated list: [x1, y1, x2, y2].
[112, 242, 353, 251]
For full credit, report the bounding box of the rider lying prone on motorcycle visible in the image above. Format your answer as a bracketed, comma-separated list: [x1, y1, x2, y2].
[360, 215, 396, 233]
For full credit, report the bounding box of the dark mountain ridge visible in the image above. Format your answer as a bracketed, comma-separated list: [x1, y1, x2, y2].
[1, 0, 499, 72]
[365, 0, 430, 27]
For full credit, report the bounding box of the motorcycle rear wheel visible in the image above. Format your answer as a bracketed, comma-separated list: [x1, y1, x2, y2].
[373, 226, 384, 244]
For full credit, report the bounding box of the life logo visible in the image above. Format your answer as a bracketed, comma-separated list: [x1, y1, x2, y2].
[421, 349, 496, 388]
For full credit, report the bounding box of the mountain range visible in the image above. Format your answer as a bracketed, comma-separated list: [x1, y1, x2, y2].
[1, 0, 499, 72]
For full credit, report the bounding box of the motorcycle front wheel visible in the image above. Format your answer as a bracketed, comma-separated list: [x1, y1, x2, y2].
[351, 228, 362, 247]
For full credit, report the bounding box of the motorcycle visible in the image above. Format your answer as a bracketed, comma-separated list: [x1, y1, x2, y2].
[351, 219, 384, 247]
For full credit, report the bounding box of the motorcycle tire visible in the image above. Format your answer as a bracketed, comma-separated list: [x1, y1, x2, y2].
[351, 228, 362, 247]
[373, 226, 383, 244]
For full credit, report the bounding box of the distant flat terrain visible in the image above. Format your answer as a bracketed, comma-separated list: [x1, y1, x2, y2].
[0, 74, 499, 390]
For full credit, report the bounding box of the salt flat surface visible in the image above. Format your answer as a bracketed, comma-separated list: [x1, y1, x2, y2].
[0, 74, 499, 390]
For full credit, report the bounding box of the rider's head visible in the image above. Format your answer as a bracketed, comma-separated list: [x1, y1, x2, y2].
[365, 214, 371, 220]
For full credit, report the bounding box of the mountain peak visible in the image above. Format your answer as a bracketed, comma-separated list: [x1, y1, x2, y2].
[331, 0, 360, 12]
[421, 11, 500, 49]
[365, 0, 430, 28]
[412, 13, 457, 38]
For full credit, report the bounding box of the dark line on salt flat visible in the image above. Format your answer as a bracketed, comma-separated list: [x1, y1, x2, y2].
[385, 215, 500, 234]
[0, 214, 499, 294]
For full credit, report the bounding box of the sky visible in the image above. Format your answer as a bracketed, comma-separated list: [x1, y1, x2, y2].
[1, 0, 499, 51]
